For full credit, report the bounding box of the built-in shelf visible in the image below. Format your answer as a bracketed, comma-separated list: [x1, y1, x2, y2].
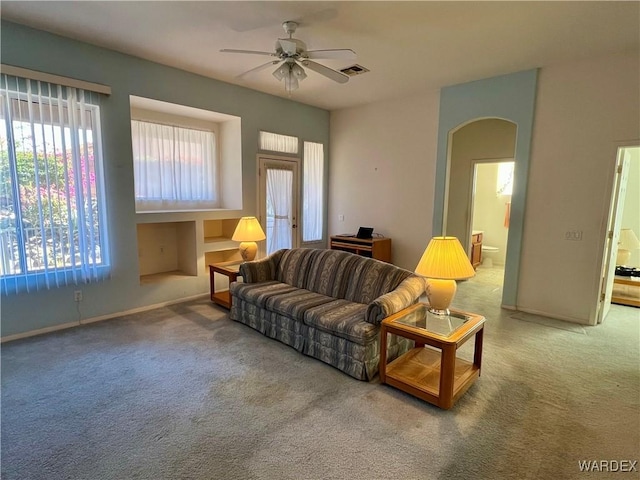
[203, 237, 238, 251]
[140, 270, 193, 285]
[137, 217, 242, 285]
[137, 221, 197, 284]
[202, 218, 241, 276]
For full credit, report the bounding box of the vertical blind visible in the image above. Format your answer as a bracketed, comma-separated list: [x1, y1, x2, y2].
[0, 74, 109, 294]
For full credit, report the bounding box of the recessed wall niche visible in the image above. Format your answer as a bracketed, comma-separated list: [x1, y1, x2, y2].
[129, 95, 242, 212]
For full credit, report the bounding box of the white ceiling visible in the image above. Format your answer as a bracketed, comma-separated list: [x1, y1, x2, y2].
[2, 1, 639, 111]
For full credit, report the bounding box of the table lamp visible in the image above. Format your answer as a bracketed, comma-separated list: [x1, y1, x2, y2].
[232, 216, 266, 262]
[617, 228, 640, 266]
[415, 236, 476, 315]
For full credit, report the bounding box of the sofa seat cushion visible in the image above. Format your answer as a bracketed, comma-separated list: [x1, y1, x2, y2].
[265, 289, 336, 319]
[303, 300, 377, 346]
[230, 281, 299, 308]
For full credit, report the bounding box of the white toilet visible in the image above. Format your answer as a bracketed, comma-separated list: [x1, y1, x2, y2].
[481, 245, 499, 268]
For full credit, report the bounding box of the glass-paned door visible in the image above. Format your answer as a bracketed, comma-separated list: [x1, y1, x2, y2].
[258, 156, 300, 255]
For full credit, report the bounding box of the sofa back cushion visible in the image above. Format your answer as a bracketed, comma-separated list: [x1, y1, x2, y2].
[275, 249, 413, 304]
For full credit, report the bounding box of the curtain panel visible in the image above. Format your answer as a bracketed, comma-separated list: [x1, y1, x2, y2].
[303, 141, 323, 242]
[259, 131, 298, 154]
[131, 120, 218, 212]
[266, 168, 293, 254]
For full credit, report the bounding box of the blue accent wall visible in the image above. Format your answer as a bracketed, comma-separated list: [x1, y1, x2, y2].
[1, 21, 329, 337]
[432, 69, 538, 307]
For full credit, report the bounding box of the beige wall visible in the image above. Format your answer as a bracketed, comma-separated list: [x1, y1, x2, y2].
[446, 119, 516, 252]
[329, 91, 440, 270]
[518, 51, 640, 324]
[330, 51, 638, 325]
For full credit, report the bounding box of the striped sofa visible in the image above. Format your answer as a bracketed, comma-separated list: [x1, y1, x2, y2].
[229, 248, 426, 380]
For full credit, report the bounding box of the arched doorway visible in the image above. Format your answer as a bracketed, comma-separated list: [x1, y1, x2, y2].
[431, 69, 538, 309]
[444, 118, 517, 293]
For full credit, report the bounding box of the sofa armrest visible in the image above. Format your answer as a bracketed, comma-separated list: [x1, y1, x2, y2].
[239, 249, 285, 283]
[365, 275, 427, 325]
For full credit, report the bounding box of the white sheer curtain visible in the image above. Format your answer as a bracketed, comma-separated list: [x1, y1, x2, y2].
[259, 131, 298, 154]
[131, 120, 218, 212]
[303, 141, 323, 242]
[266, 168, 293, 254]
[0, 74, 109, 294]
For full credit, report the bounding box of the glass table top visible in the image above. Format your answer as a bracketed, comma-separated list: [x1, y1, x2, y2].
[211, 261, 243, 273]
[393, 304, 473, 337]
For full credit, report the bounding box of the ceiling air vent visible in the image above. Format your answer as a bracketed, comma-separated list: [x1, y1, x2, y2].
[339, 64, 370, 77]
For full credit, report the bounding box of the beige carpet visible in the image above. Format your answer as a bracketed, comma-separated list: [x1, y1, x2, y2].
[2, 274, 639, 479]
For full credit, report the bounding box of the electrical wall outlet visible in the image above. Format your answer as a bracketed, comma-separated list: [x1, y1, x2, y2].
[338, 214, 344, 222]
[565, 230, 583, 241]
[74, 290, 83, 302]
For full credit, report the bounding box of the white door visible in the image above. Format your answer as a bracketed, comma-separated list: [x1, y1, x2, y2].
[258, 156, 300, 255]
[597, 146, 632, 323]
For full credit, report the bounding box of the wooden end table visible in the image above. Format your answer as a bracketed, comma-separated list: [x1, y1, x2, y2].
[380, 303, 485, 409]
[209, 261, 243, 309]
[612, 276, 640, 307]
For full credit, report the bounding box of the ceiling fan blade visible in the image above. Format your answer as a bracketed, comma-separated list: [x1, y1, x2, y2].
[277, 39, 298, 56]
[305, 49, 357, 60]
[220, 49, 276, 57]
[301, 60, 349, 84]
[236, 60, 281, 79]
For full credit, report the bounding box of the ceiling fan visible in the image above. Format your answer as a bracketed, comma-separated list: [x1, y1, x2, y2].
[220, 21, 356, 93]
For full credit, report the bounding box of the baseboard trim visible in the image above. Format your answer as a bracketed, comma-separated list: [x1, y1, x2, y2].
[1, 321, 81, 343]
[1, 293, 210, 343]
[514, 306, 592, 326]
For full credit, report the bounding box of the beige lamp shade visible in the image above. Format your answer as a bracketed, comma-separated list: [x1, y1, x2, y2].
[619, 229, 640, 251]
[415, 236, 476, 316]
[617, 228, 640, 266]
[415, 236, 476, 280]
[232, 217, 266, 262]
[232, 217, 266, 242]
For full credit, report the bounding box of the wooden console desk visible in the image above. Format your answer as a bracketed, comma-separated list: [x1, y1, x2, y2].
[329, 235, 392, 263]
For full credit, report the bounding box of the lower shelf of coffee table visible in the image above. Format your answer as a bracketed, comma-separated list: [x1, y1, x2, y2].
[386, 347, 478, 398]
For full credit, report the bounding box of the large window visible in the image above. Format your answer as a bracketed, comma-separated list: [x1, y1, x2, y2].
[131, 120, 218, 212]
[0, 74, 109, 294]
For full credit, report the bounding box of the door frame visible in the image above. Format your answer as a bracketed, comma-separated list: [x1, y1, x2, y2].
[257, 154, 301, 255]
[466, 157, 514, 256]
[594, 141, 638, 323]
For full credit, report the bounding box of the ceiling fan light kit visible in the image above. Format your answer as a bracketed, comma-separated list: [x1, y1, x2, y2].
[221, 20, 356, 94]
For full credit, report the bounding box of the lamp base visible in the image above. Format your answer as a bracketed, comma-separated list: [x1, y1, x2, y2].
[616, 249, 631, 266]
[426, 278, 457, 316]
[238, 242, 258, 262]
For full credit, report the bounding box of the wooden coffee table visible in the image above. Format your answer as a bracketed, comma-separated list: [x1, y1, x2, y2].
[380, 303, 485, 409]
